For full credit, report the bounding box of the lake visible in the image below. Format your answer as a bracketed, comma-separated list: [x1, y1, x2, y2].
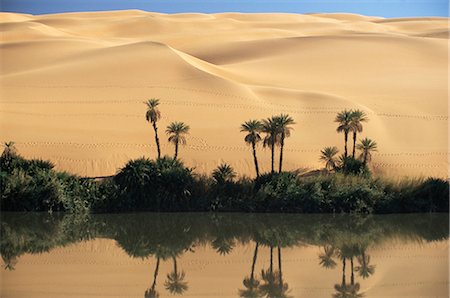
[1, 213, 448, 297]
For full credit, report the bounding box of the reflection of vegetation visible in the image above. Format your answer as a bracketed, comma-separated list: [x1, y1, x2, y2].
[1, 213, 448, 273]
[1, 213, 448, 296]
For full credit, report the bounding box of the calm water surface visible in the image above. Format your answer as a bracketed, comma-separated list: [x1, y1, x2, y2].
[1, 213, 448, 297]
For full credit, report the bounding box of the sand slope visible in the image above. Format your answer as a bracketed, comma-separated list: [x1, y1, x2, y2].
[0, 10, 448, 177]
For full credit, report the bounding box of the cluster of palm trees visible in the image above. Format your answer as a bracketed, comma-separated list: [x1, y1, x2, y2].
[240, 114, 295, 177]
[145, 99, 190, 160]
[321, 109, 378, 172]
[145, 99, 378, 176]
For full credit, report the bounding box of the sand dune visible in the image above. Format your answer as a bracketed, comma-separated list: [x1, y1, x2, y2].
[0, 10, 448, 177]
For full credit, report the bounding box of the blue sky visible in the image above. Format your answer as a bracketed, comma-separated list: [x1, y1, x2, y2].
[1, 0, 448, 17]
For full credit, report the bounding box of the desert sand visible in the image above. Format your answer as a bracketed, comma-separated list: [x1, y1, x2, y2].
[0, 10, 448, 177]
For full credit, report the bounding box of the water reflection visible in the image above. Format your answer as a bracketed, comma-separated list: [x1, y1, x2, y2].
[1, 213, 448, 297]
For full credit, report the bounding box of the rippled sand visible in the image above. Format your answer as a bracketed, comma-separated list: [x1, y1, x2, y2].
[0, 11, 448, 177]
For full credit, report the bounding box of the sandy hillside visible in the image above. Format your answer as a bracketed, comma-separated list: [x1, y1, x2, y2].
[0, 10, 448, 177]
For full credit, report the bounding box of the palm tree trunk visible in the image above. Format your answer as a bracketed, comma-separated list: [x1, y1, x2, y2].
[271, 140, 275, 173]
[174, 141, 179, 159]
[252, 142, 260, 177]
[270, 246, 273, 273]
[152, 121, 161, 159]
[151, 257, 161, 290]
[278, 246, 282, 287]
[251, 242, 259, 281]
[278, 134, 285, 173]
[351, 257, 355, 285]
[173, 256, 178, 276]
[352, 131, 357, 158]
[342, 257, 346, 285]
[344, 131, 348, 157]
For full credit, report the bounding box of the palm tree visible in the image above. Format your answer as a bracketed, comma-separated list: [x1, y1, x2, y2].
[274, 114, 295, 173]
[164, 256, 188, 295]
[212, 163, 236, 183]
[319, 146, 340, 172]
[239, 242, 261, 298]
[350, 110, 368, 158]
[356, 138, 378, 166]
[240, 120, 263, 177]
[262, 117, 279, 173]
[166, 122, 190, 159]
[145, 99, 162, 159]
[1, 141, 17, 158]
[335, 110, 353, 157]
[145, 257, 161, 298]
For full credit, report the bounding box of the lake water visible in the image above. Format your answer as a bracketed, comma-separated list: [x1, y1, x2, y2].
[1, 213, 448, 297]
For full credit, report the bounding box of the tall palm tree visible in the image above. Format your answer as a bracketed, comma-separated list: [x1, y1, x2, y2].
[145, 99, 162, 159]
[262, 117, 279, 173]
[335, 110, 353, 157]
[165, 122, 190, 159]
[319, 147, 340, 172]
[274, 114, 295, 173]
[350, 110, 368, 158]
[212, 163, 236, 183]
[356, 138, 378, 166]
[240, 120, 263, 177]
[145, 257, 161, 298]
[164, 256, 188, 295]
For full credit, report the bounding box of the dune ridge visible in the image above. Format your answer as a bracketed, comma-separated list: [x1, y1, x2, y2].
[0, 10, 448, 177]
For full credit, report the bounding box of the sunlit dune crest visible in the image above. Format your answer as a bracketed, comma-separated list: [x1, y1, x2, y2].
[0, 10, 448, 177]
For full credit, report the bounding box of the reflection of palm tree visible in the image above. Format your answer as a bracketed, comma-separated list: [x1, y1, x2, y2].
[145, 257, 161, 298]
[164, 256, 188, 295]
[333, 256, 365, 298]
[319, 245, 337, 269]
[259, 246, 291, 298]
[2, 256, 17, 271]
[212, 237, 235, 255]
[355, 252, 375, 279]
[239, 242, 261, 298]
[333, 283, 364, 298]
